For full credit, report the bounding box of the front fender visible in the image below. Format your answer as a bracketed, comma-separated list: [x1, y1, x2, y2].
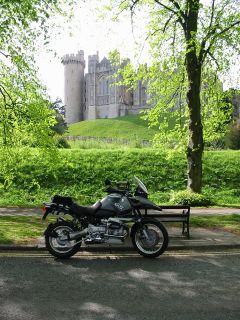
[130, 217, 160, 238]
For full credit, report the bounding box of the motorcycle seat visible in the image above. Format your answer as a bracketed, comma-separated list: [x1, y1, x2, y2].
[52, 195, 73, 207]
[70, 201, 102, 217]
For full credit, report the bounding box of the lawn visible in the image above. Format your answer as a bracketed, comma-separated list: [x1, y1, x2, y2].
[66, 114, 158, 142]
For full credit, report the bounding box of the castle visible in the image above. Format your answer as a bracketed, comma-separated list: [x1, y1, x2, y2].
[62, 50, 151, 124]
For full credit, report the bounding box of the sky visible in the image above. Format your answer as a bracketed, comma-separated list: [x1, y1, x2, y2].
[36, 0, 240, 102]
[36, 1, 149, 102]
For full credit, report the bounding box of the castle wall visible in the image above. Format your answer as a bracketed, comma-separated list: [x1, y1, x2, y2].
[63, 50, 150, 123]
[96, 104, 119, 119]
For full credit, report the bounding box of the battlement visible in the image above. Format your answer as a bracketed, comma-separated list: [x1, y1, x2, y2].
[88, 51, 99, 63]
[62, 50, 85, 65]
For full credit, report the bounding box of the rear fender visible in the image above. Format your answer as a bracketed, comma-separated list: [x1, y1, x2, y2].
[44, 223, 58, 238]
[42, 203, 55, 221]
[42, 203, 71, 221]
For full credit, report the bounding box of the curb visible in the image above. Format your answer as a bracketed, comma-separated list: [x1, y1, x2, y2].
[1, 244, 240, 252]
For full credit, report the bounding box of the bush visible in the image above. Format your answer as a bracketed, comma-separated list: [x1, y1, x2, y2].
[226, 124, 240, 150]
[55, 137, 71, 149]
[170, 190, 213, 207]
[0, 148, 239, 206]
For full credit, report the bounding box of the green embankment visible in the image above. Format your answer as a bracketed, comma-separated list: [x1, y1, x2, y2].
[66, 115, 158, 141]
[0, 149, 239, 207]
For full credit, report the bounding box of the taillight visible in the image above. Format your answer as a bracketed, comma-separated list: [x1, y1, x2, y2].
[41, 206, 46, 214]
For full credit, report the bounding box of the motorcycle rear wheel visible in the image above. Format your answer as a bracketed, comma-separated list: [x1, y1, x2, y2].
[45, 221, 81, 259]
[131, 220, 168, 258]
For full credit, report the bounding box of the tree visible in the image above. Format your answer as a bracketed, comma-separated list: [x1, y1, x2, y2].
[105, 0, 240, 193]
[0, 0, 74, 147]
[50, 99, 68, 135]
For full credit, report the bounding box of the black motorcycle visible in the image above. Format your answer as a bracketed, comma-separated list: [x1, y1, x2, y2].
[42, 177, 168, 258]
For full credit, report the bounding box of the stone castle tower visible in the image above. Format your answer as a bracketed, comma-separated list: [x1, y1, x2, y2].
[62, 50, 85, 123]
[62, 50, 150, 124]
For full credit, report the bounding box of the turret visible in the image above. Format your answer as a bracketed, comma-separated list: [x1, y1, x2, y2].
[62, 50, 85, 124]
[88, 51, 99, 73]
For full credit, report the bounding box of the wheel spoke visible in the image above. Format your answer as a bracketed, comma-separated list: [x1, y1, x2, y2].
[134, 223, 166, 255]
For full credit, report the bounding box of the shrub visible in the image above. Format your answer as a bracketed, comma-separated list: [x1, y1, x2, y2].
[55, 137, 71, 149]
[226, 124, 240, 150]
[170, 190, 213, 207]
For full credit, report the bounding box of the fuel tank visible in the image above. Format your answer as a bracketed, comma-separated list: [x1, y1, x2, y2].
[96, 193, 132, 218]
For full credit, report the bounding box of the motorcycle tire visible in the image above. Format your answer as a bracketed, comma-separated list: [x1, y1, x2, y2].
[131, 220, 168, 258]
[45, 221, 81, 259]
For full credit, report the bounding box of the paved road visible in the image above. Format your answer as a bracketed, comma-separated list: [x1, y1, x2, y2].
[0, 251, 240, 320]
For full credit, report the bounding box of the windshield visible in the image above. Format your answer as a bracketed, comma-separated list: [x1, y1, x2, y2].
[134, 176, 148, 194]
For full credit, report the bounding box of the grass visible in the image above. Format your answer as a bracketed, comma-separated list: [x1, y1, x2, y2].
[66, 114, 158, 142]
[0, 215, 239, 245]
[68, 140, 151, 149]
[0, 216, 45, 245]
[190, 214, 240, 235]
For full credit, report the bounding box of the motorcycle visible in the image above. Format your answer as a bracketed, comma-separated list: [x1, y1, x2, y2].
[42, 176, 168, 258]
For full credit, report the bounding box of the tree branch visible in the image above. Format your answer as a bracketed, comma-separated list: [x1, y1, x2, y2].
[154, 0, 177, 15]
[209, 0, 215, 30]
[0, 84, 15, 105]
[163, 13, 175, 32]
[168, 0, 186, 19]
[207, 50, 220, 69]
[154, 0, 185, 29]
[202, 19, 240, 62]
[0, 51, 10, 59]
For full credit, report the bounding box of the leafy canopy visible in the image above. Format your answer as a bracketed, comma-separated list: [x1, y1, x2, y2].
[0, 0, 75, 147]
[107, 0, 240, 148]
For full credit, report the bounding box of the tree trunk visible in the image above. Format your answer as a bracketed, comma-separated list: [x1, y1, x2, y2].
[185, 0, 204, 193]
[186, 65, 203, 193]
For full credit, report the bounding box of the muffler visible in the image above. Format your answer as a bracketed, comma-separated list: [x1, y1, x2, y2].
[60, 228, 88, 241]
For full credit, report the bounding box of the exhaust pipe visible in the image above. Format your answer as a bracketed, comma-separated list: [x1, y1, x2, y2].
[69, 228, 88, 240]
[59, 228, 88, 241]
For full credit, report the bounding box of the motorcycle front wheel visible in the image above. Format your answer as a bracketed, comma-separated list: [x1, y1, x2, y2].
[45, 221, 81, 259]
[131, 220, 168, 258]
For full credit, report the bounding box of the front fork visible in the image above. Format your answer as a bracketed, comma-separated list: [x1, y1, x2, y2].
[141, 227, 150, 240]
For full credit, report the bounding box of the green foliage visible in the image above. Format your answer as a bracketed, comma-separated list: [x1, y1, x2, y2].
[226, 124, 240, 150]
[0, 65, 56, 147]
[0, 148, 239, 207]
[104, 1, 240, 192]
[0, 0, 75, 147]
[106, 1, 240, 149]
[170, 190, 212, 207]
[55, 137, 71, 149]
[50, 99, 68, 135]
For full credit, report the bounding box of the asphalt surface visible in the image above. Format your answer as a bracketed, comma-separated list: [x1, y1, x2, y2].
[0, 250, 240, 320]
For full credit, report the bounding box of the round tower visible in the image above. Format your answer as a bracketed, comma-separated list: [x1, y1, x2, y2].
[62, 50, 85, 124]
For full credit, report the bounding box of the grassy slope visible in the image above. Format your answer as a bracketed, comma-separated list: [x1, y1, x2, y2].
[0, 149, 239, 207]
[66, 115, 158, 141]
